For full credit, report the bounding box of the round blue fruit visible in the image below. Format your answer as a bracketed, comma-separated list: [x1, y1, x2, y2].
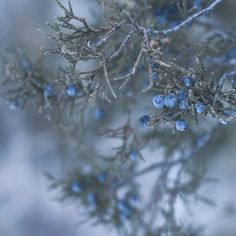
[71, 181, 82, 193]
[138, 115, 150, 127]
[129, 150, 139, 161]
[184, 76, 194, 88]
[151, 63, 158, 69]
[179, 99, 188, 110]
[9, 101, 21, 110]
[95, 108, 106, 120]
[219, 118, 230, 125]
[164, 94, 177, 108]
[175, 119, 188, 132]
[152, 95, 164, 109]
[230, 110, 236, 118]
[195, 102, 206, 114]
[97, 173, 106, 184]
[117, 201, 132, 218]
[44, 84, 54, 97]
[66, 85, 78, 97]
[177, 90, 187, 101]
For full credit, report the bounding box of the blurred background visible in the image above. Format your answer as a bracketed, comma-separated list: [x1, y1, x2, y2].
[0, 0, 236, 236]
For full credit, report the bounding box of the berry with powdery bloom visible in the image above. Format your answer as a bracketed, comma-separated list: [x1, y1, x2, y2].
[151, 62, 158, 69]
[183, 76, 194, 88]
[138, 115, 150, 127]
[175, 119, 188, 132]
[117, 201, 133, 219]
[230, 110, 236, 118]
[152, 95, 164, 109]
[177, 90, 187, 101]
[195, 102, 206, 114]
[219, 118, 230, 125]
[127, 193, 140, 206]
[9, 101, 21, 110]
[95, 108, 106, 120]
[129, 150, 139, 161]
[179, 99, 188, 110]
[66, 85, 78, 97]
[164, 94, 177, 108]
[97, 173, 106, 184]
[44, 84, 54, 97]
[71, 181, 82, 193]
[218, 112, 233, 125]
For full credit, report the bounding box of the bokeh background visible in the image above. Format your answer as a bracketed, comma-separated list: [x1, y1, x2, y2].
[0, 0, 236, 235]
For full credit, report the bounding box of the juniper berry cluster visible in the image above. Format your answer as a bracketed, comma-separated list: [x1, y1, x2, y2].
[1, 0, 236, 235]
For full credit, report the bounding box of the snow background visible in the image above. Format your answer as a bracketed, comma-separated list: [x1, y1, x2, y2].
[0, 0, 236, 235]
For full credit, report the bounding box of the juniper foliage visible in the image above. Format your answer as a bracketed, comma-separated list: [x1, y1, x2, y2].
[1, 0, 236, 235]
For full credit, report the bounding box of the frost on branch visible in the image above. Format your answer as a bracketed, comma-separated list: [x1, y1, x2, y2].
[1, 0, 236, 235]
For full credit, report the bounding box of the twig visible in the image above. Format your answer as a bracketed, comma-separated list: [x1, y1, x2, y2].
[103, 63, 117, 99]
[149, 0, 223, 35]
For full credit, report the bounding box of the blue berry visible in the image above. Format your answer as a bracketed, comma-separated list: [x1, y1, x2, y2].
[164, 94, 177, 108]
[66, 85, 78, 97]
[218, 111, 232, 125]
[87, 192, 97, 206]
[117, 201, 128, 212]
[150, 71, 159, 81]
[95, 108, 106, 120]
[219, 118, 230, 125]
[195, 102, 206, 114]
[152, 95, 164, 109]
[117, 201, 132, 218]
[179, 99, 188, 110]
[151, 63, 158, 69]
[129, 150, 139, 161]
[184, 76, 194, 88]
[44, 84, 54, 97]
[71, 181, 82, 193]
[9, 101, 21, 110]
[223, 110, 231, 116]
[175, 119, 188, 132]
[177, 90, 187, 101]
[128, 194, 140, 205]
[97, 173, 106, 184]
[138, 115, 150, 127]
[230, 110, 236, 118]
